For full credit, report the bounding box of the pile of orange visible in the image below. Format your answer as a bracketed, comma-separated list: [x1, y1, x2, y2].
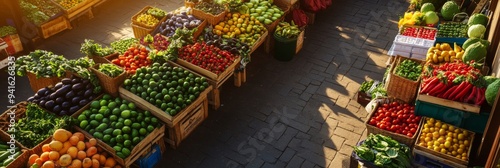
[213, 13, 266, 45]
[28, 129, 119, 168]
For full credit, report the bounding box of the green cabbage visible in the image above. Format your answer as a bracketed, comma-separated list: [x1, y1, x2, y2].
[468, 24, 486, 38]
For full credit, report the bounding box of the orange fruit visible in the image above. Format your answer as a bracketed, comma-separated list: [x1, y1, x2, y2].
[40, 152, 50, 162]
[60, 141, 72, 154]
[67, 147, 78, 159]
[86, 147, 97, 157]
[77, 151, 87, 160]
[34, 158, 43, 167]
[77, 141, 86, 151]
[49, 141, 63, 151]
[82, 158, 92, 168]
[29, 154, 39, 166]
[53, 129, 72, 143]
[91, 154, 100, 161]
[42, 144, 51, 152]
[49, 151, 60, 161]
[59, 154, 73, 166]
[92, 158, 100, 168]
[73, 132, 85, 141]
[104, 157, 116, 167]
[69, 136, 80, 146]
[99, 155, 106, 165]
[69, 159, 82, 168]
[88, 138, 97, 146]
[42, 160, 55, 168]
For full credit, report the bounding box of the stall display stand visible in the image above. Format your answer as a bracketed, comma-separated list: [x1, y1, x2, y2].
[0, 39, 10, 69]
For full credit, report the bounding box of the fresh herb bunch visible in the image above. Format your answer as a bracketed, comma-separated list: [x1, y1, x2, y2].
[98, 63, 124, 77]
[111, 38, 139, 54]
[15, 50, 68, 78]
[360, 80, 375, 93]
[80, 39, 115, 57]
[195, 2, 226, 15]
[64, 57, 102, 93]
[395, 60, 422, 81]
[371, 84, 387, 99]
[165, 27, 196, 59]
[354, 134, 412, 168]
[147, 7, 166, 19]
[0, 26, 17, 37]
[8, 103, 75, 148]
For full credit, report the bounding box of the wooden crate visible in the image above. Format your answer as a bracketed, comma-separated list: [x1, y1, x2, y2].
[413, 117, 474, 167]
[52, 0, 97, 20]
[38, 15, 72, 39]
[88, 52, 118, 64]
[132, 23, 156, 39]
[0, 121, 28, 168]
[274, 0, 298, 8]
[417, 93, 481, 113]
[131, 6, 167, 29]
[90, 64, 127, 97]
[296, 30, 304, 54]
[364, 98, 420, 147]
[250, 30, 269, 55]
[192, 7, 227, 26]
[176, 57, 240, 110]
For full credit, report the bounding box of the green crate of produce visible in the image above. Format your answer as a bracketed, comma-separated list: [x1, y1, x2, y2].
[415, 100, 463, 127]
[461, 112, 490, 134]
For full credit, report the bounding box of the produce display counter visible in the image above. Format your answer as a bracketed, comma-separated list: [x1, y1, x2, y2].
[53, 0, 97, 21]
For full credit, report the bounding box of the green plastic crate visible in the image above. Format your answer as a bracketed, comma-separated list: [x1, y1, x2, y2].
[415, 100, 463, 127]
[461, 112, 490, 134]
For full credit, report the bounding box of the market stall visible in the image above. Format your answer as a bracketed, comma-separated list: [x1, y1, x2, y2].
[353, 0, 500, 167]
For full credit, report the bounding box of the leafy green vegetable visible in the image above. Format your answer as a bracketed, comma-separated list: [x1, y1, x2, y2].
[0, 26, 17, 37]
[15, 50, 68, 78]
[353, 146, 375, 161]
[165, 27, 196, 59]
[360, 80, 375, 93]
[371, 84, 387, 99]
[111, 38, 139, 54]
[19, 0, 62, 25]
[148, 49, 175, 63]
[395, 59, 422, 81]
[354, 134, 413, 168]
[64, 57, 101, 93]
[98, 63, 124, 77]
[8, 103, 75, 148]
[80, 39, 115, 57]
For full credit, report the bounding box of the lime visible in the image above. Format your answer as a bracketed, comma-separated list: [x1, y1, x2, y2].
[115, 121, 124, 129]
[123, 134, 130, 141]
[113, 146, 122, 152]
[128, 103, 136, 110]
[124, 119, 132, 126]
[89, 129, 95, 135]
[108, 102, 117, 109]
[119, 104, 129, 111]
[103, 94, 112, 100]
[132, 137, 141, 145]
[116, 135, 124, 143]
[130, 110, 138, 118]
[122, 126, 131, 134]
[122, 148, 131, 157]
[93, 132, 103, 140]
[111, 108, 121, 115]
[131, 129, 139, 138]
[112, 129, 122, 136]
[144, 111, 151, 117]
[110, 138, 116, 146]
[147, 125, 154, 132]
[80, 120, 89, 128]
[77, 114, 87, 122]
[131, 123, 141, 129]
[139, 128, 147, 135]
[124, 140, 132, 148]
[95, 114, 104, 121]
[100, 100, 108, 106]
[124, 79, 131, 86]
[109, 115, 118, 122]
[90, 120, 99, 127]
[103, 135, 112, 143]
[96, 123, 108, 132]
[144, 117, 151, 123]
[152, 74, 160, 80]
[90, 101, 100, 109]
[151, 118, 158, 126]
[103, 128, 114, 135]
[121, 110, 131, 119]
[83, 110, 91, 117]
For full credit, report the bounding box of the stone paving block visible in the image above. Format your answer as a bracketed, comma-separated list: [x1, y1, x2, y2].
[327, 153, 351, 168]
[339, 144, 355, 156]
[335, 95, 351, 108]
[245, 158, 265, 168]
[272, 127, 298, 151]
[224, 148, 253, 165]
[298, 150, 330, 166]
[296, 131, 312, 140]
[286, 155, 305, 168]
[300, 92, 313, 101]
[302, 160, 317, 168]
[279, 147, 297, 162]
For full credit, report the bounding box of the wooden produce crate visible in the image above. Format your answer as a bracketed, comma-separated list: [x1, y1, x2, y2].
[413, 117, 474, 168]
[52, 0, 97, 21]
[0, 123, 29, 168]
[250, 29, 269, 55]
[38, 15, 72, 39]
[417, 93, 481, 114]
[119, 84, 211, 148]
[131, 6, 167, 29]
[385, 55, 424, 103]
[88, 52, 118, 64]
[0, 102, 53, 151]
[356, 91, 371, 107]
[274, 0, 298, 8]
[90, 64, 127, 97]
[192, 7, 227, 26]
[26, 72, 65, 93]
[72, 107, 165, 167]
[364, 98, 421, 147]
[296, 30, 305, 54]
[2, 34, 23, 55]
[176, 57, 241, 110]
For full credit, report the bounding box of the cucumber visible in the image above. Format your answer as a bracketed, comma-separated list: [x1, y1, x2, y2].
[2, 151, 21, 166]
[0, 152, 9, 161]
[0, 144, 9, 150]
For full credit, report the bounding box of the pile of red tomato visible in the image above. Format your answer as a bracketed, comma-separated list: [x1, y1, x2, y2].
[178, 42, 237, 75]
[402, 27, 437, 40]
[368, 102, 421, 137]
[111, 46, 151, 74]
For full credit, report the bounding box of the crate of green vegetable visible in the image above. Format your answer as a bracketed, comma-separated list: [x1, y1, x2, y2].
[435, 22, 468, 45]
[90, 63, 127, 97]
[72, 94, 165, 167]
[0, 131, 29, 168]
[353, 134, 413, 168]
[193, 2, 227, 25]
[80, 39, 117, 63]
[1, 102, 75, 150]
[386, 55, 424, 103]
[357, 80, 375, 106]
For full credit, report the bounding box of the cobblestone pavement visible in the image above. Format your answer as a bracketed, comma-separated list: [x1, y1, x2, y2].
[0, 0, 409, 167]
